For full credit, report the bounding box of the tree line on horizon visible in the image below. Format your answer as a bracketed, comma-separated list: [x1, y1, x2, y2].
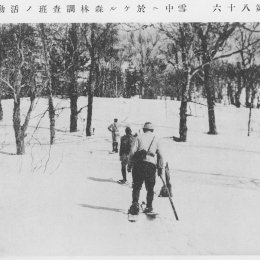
[0, 23, 260, 155]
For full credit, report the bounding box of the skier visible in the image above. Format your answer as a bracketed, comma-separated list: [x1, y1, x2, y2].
[127, 122, 164, 215]
[108, 118, 120, 153]
[118, 126, 135, 184]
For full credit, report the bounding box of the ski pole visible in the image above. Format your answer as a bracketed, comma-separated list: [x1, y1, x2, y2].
[160, 175, 179, 221]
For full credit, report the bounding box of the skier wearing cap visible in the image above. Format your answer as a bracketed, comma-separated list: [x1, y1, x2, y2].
[118, 127, 135, 184]
[108, 118, 120, 153]
[127, 122, 164, 215]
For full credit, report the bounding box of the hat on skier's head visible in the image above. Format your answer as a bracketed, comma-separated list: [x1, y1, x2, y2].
[114, 118, 118, 122]
[143, 122, 154, 131]
[125, 126, 132, 134]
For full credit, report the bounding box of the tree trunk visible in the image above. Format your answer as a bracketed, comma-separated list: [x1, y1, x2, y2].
[245, 85, 251, 108]
[248, 105, 252, 136]
[235, 68, 242, 107]
[68, 68, 79, 132]
[69, 71, 78, 132]
[140, 69, 144, 99]
[247, 89, 254, 136]
[199, 28, 218, 135]
[15, 131, 25, 155]
[235, 88, 242, 108]
[102, 69, 107, 97]
[115, 70, 118, 97]
[179, 73, 190, 142]
[227, 82, 235, 105]
[101, 68, 105, 97]
[204, 64, 217, 135]
[86, 92, 93, 136]
[0, 98, 3, 121]
[13, 98, 25, 155]
[40, 24, 56, 145]
[70, 94, 78, 132]
[86, 58, 95, 137]
[179, 100, 188, 142]
[48, 95, 55, 144]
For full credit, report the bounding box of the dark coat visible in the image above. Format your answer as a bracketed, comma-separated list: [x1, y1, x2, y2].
[119, 134, 134, 156]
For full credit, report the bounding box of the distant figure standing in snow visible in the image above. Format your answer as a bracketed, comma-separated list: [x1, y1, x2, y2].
[127, 122, 164, 215]
[118, 127, 135, 184]
[108, 118, 120, 153]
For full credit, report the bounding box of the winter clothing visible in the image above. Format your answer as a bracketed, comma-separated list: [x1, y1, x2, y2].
[120, 133, 134, 158]
[128, 202, 140, 215]
[108, 122, 120, 152]
[132, 161, 156, 209]
[143, 206, 154, 213]
[128, 131, 163, 168]
[143, 122, 154, 131]
[128, 127, 164, 212]
[118, 179, 127, 184]
[119, 131, 134, 182]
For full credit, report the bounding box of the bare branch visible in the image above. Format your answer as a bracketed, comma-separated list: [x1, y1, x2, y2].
[191, 38, 260, 78]
[0, 78, 17, 102]
[29, 107, 49, 142]
[77, 105, 88, 115]
[239, 23, 260, 33]
[43, 143, 52, 174]
[21, 98, 35, 133]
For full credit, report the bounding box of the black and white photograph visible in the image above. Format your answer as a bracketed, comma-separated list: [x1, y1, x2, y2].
[1, 4, 260, 256]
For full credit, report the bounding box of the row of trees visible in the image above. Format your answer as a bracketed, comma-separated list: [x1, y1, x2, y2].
[0, 23, 260, 154]
[0, 23, 119, 154]
[157, 23, 260, 141]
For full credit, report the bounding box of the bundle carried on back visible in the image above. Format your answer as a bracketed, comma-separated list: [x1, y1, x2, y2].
[159, 162, 173, 197]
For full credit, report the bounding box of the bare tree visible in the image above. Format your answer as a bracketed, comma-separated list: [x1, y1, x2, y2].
[0, 24, 39, 154]
[0, 25, 6, 121]
[234, 61, 243, 107]
[39, 24, 56, 145]
[234, 24, 260, 108]
[63, 23, 88, 132]
[123, 28, 161, 98]
[159, 23, 246, 140]
[247, 65, 260, 136]
[81, 23, 119, 136]
[194, 23, 238, 134]
[159, 23, 202, 141]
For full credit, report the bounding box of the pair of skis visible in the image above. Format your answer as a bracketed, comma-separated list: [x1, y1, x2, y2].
[128, 202, 158, 222]
[128, 175, 179, 222]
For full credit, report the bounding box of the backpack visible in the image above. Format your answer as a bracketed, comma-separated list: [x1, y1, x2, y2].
[132, 136, 155, 162]
[121, 135, 133, 154]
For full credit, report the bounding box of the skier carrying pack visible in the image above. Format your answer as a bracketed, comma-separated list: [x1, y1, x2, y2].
[127, 122, 164, 215]
[118, 127, 135, 184]
[108, 118, 120, 153]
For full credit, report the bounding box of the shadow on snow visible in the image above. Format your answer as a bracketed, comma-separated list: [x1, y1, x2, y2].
[88, 177, 117, 183]
[78, 203, 126, 214]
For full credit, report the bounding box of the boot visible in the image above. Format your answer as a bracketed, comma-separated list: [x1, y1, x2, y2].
[143, 206, 153, 213]
[121, 165, 127, 181]
[146, 190, 154, 211]
[112, 142, 116, 152]
[114, 142, 118, 153]
[118, 179, 127, 184]
[128, 202, 139, 215]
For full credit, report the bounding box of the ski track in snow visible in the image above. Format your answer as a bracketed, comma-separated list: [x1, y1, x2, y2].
[174, 168, 260, 191]
[1, 97, 260, 255]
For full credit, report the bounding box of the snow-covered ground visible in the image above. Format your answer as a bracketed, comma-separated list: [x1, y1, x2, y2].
[1, 96, 260, 255]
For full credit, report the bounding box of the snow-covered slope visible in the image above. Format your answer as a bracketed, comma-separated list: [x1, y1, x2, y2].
[0, 97, 260, 255]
